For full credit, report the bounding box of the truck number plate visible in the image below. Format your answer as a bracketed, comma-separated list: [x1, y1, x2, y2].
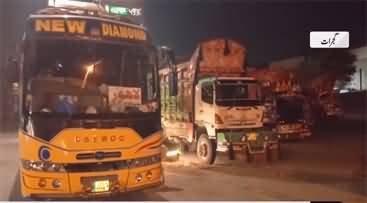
[92, 180, 110, 193]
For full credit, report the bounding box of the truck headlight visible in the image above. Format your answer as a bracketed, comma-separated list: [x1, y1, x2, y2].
[166, 149, 180, 157]
[21, 160, 66, 172]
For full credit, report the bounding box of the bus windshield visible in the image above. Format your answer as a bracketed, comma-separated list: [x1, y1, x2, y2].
[25, 39, 158, 115]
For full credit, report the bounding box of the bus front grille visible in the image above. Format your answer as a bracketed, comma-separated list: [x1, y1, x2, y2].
[64, 160, 128, 173]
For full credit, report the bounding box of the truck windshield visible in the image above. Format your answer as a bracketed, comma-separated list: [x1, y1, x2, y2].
[277, 97, 305, 122]
[215, 80, 261, 106]
[25, 39, 158, 115]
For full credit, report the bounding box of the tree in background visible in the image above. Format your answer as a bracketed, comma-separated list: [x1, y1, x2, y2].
[297, 49, 356, 90]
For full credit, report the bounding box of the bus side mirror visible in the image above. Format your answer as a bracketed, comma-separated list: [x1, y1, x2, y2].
[169, 71, 178, 97]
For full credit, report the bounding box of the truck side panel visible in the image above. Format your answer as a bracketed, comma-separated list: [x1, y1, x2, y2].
[160, 66, 195, 141]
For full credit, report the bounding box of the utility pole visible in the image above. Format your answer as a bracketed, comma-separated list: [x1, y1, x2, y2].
[0, 1, 4, 124]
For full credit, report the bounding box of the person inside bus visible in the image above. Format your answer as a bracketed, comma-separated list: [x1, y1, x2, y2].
[55, 95, 78, 114]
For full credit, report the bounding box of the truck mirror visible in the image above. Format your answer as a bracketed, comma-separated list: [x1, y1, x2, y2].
[169, 71, 178, 96]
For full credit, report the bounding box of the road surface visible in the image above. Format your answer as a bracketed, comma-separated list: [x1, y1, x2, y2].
[2, 120, 366, 202]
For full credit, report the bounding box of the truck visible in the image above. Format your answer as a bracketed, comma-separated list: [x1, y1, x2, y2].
[16, 0, 165, 199]
[249, 68, 313, 140]
[273, 93, 313, 139]
[306, 73, 344, 121]
[159, 39, 279, 164]
[317, 91, 344, 119]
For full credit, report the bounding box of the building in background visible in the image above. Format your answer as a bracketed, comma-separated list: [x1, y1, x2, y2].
[346, 46, 367, 91]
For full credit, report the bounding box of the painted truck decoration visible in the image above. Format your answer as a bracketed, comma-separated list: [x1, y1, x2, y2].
[248, 68, 313, 139]
[160, 39, 280, 164]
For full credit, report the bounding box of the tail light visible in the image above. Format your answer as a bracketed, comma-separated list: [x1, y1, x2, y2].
[215, 114, 224, 124]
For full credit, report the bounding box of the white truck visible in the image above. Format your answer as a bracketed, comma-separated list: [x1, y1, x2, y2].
[159, 39, 279, 164]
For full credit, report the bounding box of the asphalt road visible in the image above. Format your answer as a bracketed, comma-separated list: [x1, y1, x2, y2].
[2, 119, 366, 202]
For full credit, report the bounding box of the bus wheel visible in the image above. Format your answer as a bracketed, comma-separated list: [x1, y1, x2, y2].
[196, 134, 216, 165]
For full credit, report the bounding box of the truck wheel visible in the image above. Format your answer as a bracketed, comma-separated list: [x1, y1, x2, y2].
[196, 134, 216, 165]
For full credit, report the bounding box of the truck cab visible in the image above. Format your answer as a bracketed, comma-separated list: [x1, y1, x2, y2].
[274, 95, 312, 139]
[193, 76, 278, 164]
[195, 77, 265, 146]
[318, 91, 344, 119]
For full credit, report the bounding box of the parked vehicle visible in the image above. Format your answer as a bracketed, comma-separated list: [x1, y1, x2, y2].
[274, 94, 312, 140]
[159, 39, 279, 165]
[17, 2, 164, 198]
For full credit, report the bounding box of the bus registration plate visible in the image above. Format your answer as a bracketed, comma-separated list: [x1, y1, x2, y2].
[92, 180, 110, 193]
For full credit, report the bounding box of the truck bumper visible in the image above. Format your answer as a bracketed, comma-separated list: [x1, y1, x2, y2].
[216, 128, 278, 154]
[277, 130, 312, 140]
[20, 164, 163, 199]
[326, 111, 344, 117]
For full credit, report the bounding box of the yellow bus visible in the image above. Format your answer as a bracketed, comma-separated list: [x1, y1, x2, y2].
[17, 5, 163, 199]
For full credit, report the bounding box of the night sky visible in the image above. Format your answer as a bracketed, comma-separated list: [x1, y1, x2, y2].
[143, 0, 367, 66]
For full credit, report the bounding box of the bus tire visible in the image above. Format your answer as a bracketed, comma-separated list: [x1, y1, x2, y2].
[196, 134, 216, 165]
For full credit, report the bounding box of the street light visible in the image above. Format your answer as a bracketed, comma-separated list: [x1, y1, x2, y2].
[81, 64, 95, 89]
[81, 60, 102, 89]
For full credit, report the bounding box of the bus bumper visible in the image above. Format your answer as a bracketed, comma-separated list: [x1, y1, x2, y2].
[20, 164, 164, 199]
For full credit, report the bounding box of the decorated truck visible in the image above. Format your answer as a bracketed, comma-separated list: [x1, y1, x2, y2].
[306, 73, 344, 120]
[159, 39, 279, 164]
[249, 68, 313, 140]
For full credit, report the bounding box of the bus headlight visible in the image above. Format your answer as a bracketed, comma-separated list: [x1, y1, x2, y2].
[21, 160, 66, 173]
[128, 154, 161, 168]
